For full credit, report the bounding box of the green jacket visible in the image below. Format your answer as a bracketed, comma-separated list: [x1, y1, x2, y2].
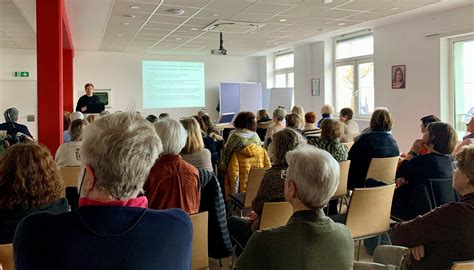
[236, 209, 354, 270]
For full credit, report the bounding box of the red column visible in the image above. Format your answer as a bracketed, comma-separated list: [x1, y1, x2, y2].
[63, 48, 74, 112]
[37, 0, 63, 154]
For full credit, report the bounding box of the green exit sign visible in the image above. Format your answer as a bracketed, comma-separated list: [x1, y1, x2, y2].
[13, 71, 29, 77]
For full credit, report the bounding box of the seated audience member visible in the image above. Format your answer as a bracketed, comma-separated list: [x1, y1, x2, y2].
[317, 104, 334, 128]
[14, 112, 193, 270]
[285, 113, 303, 134]
[339, 107, 359, 142]
[146, 114, 158, 123]
[64, 112, 84, 143]
[223, 112, 261, 166]
[308, 118, 348, 162]
[404, 115, 440, 159]
[348, 108, 400, 189]
[454, 117, 474, 154]
[263, 108, 286, 148]
[392, 122, 457, 220]
[303, 112, 321, 139]
[0, 108, 33, 141]
[256, 109, 271, 141]
[202, 115, 223, 142]
[86, 114, 96, 124]
[291, 105, 305, 129]
[55, 119, 86, 167]
[228, 128, 306, 249]
[158, 113, 169, 120]
[145, 119, 200, 214]
[180, 118, 213, 171]
[0, 144, 67, 244]
[193, 115, 218, 154]
[63, 111, 71, 131]
[236, 145, 354, 270]
[388, 145, 474, 270]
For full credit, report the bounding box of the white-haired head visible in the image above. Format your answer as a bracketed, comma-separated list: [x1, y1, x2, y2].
[286, 145, 339, 208]
[154, 118, 187, 155]
[80, 112, 162, 199]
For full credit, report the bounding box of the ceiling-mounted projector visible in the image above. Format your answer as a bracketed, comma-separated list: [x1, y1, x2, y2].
[211, 32, 227, 55]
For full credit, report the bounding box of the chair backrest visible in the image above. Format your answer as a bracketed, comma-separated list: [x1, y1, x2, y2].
[0, 243, 14, 270]
[451, 260, 474, 270]
[190, 212, 209, 270]
[342, 142, 354, 151]
[59, 166, 81, 196]
[260, 202, 293, 230]
[427, 178, 459, 207]
[334, 160, 351, 198]
[346, 184, 395, 239]
[366, 157, 399, 184]
[243, 168, 267, 208]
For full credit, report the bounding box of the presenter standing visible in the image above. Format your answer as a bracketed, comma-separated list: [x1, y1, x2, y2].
[75, 83, 101, 112]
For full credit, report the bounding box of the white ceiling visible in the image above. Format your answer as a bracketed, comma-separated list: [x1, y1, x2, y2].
[1, 0, 473, 56]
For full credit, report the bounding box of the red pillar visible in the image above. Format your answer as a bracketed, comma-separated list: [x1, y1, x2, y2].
[37, 0, 63, 154]
[63, 48, 74, 112]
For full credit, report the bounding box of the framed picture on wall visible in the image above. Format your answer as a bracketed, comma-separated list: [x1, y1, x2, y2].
[391, 65, 406, 89]
[311, 78, 320, 96]
[94, 89, 112, 108]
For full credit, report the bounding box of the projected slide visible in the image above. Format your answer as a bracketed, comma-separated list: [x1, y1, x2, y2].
[143, 61, 205, 109]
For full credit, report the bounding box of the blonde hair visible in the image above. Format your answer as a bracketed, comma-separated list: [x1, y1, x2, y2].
[180, 117, 204, 154]
[321, 104, 334, 115]
[292, 105, 305, 127]
[456, 144, 474, 186]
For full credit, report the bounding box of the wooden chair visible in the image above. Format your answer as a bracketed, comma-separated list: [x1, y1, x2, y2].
[190, 212, 209, 270]
[230, 168, 266, 213]
[451, 260, 474, 270]
[345, 184, 396, 260]
[59, 166, 81, 197]
[342, 142, 354, 151]
[335, 160, 351, 198]
[0, 243, 14, 270]
[366, 157, 399, 184]
[260, 202, 293, 230]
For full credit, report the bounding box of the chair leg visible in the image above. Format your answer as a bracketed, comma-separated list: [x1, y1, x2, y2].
[356, 240, 361, 261]
[219, 258, 223, 267]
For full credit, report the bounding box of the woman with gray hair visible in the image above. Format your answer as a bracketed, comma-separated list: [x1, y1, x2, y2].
[55, 119, 86, 167]
[13, 112, 194, 269]
[0, 107, 33, 142]
[237, 145, 354, 269]
[145, 118, 201, 214]
[228, 128, 307, 251]
[263, 108, 286, 149]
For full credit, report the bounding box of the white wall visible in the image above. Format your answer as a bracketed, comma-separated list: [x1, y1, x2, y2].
[373, 5, 474, 151]
[73, 51, 258, 120]
[0, 48, 38, 138]
[256, 4, 474, 151]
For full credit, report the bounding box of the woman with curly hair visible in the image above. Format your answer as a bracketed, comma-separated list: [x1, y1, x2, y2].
[0, 144, 67, 244]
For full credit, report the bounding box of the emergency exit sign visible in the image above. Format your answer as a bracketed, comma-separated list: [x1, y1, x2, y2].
[13, 71, 29, 77]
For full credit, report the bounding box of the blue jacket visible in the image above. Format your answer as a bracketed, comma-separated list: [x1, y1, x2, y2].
[348, 131, 400, 189]
[14, 206, 192, 270]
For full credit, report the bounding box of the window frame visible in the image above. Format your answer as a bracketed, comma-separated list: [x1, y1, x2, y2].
[274, 51, 294, 88]
[333, 32, 374, 119]
[449, 34, 474, 137]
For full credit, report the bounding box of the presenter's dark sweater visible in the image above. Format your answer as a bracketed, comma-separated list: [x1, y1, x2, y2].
[14, 206, 193, 270]
[75, 95, 100, 112]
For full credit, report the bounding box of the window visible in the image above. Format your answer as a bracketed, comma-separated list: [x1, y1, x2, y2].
[334, 33, 374, 117]
[452, 36, 474, 137]
[274, 52, 294, 88]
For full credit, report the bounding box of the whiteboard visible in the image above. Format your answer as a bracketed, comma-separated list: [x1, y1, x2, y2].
[219, 83, 240, 114]
[269, 87, 294, 112]
[239, 83, 262, 113]
[262, 89, 271, 110]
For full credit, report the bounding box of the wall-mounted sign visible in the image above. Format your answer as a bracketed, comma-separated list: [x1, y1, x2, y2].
[311, 78, 320, 96]
[13, 71, 29, 77]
